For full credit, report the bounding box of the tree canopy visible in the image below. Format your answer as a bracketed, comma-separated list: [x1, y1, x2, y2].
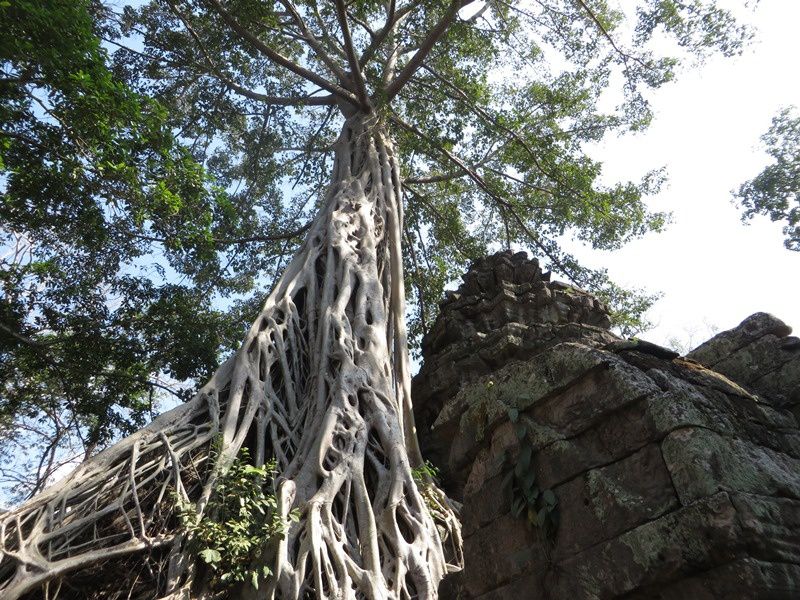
[0, 0, 252, 500]
[1, 0, 753, 503]
[736, 106, 800, 251]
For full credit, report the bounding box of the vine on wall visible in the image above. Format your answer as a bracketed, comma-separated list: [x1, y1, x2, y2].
[500, 409, 559, 539]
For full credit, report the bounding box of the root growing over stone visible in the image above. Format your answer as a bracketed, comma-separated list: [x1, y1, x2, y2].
[0, 114, 462, 600]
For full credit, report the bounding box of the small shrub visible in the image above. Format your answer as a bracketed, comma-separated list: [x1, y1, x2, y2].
[176, 445, 297, 590]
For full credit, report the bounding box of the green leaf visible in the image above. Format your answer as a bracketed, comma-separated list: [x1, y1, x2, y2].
[519, 445, 532, 471]
[537, 507, 549, 526]
[522, 471, 536, 490]
[243, 465, 266, 476]
[501, 470, 514, 491]
[511, 496, 526, 517]
[199, 548, 222, 564]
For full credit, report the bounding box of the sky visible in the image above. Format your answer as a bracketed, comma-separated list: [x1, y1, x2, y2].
[562, 0, 800, 351]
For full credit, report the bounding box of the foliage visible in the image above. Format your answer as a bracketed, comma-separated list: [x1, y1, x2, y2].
[411, 460, 441, 485]
[410, 458, 457, 535]
[410, 459, 443, 513]
[587, 272, 663, 338]
[500, 408, 559, 539]
[1, 0, 755, 501]
[176, 445, 295, 591]
[735, 106, 800, 251]
[0, 0, 278, 502]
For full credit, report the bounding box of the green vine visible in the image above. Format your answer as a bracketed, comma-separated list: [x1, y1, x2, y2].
[410, 459, 459, 528]
[411, 460, 444, 515]
[175, 444, 297, 591]
[411, 459, 441, 486]
[499, 408, 559, 539]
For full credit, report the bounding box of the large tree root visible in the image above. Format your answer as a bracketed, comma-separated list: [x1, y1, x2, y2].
[0, 114, 462, 600]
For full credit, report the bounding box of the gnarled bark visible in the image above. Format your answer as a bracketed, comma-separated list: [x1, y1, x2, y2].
[0, 113, 462, 600]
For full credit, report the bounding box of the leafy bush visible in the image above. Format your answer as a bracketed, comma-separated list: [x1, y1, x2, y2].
[176, 446, 296, 590]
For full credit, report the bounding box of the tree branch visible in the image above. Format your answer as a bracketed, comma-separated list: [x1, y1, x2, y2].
[204, 0, 359, 106]
[384, 0, 478, 101]
[391, 113, 572, 275]
[166, 0, 336, 106]
[213, 221, 312, 245]
[573, 0, 652, 72]
[402, 183, 472, 260]
[0, 322, 49, 349]
[359, 0, 418, 69]
[404, 171, 465, 184]
[334, 0, 371, 111]
[419, 63, 561, 182]
[278, 0, 352, 85]
[347, 10, 377, 39]
[131, 221, 312, 246]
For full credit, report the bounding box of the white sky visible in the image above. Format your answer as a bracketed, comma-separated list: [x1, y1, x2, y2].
[567, 0, 800, 349]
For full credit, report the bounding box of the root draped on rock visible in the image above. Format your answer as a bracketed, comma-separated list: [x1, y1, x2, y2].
[0, 113, 462, 600]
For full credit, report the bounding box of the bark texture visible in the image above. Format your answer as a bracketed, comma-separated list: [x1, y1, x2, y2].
[0, 114, 461, 600]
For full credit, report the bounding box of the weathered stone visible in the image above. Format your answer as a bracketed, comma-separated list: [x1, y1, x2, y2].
[461, 471, 512, 537]
[688, 312, 792, 367]
[461, 513, 548, 597]
[606, 338, 680, 360]
[534, 398, 655, 489]
[730, 492, 800, 564]
[661, 427, 800, 505]
[621, 350, 758, 401]
[686, 312, 800, 412]
[547, 492, 742, 599]
[473, 573, 544, 600]
[441, 344, 661, 480]
[527, 349, 660, 438]
[625, 558, 800, 599]
[416, 255, 800, 600]
[413, 250, 618, 450]
[438, 570, 465, 600]
[750, 352, 800, 412]
[711, 333, 796, 386]
[523, 371, 800, 494]
[642, 369, 800, 458]
[553, 443, 679, 557]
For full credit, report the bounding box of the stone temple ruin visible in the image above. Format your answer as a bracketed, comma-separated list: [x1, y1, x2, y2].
[412, 251, 800, 599]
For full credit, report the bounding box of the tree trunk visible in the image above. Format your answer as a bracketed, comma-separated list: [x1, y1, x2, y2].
[0, 113, 462, 600]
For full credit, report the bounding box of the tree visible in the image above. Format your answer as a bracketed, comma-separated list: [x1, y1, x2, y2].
[0, 1, 750, 599]
[0, 0, 228, 501]
[0, 0, 308, 502]
[736, 106, 800, 251]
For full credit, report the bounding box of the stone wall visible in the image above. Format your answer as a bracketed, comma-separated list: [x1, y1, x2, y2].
[412, 251, 617, 496]
[688, 312, 800, 419]
[412, 251, 800, 599]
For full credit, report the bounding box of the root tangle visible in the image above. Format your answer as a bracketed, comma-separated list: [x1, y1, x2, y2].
[0, 114, 461, 600]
